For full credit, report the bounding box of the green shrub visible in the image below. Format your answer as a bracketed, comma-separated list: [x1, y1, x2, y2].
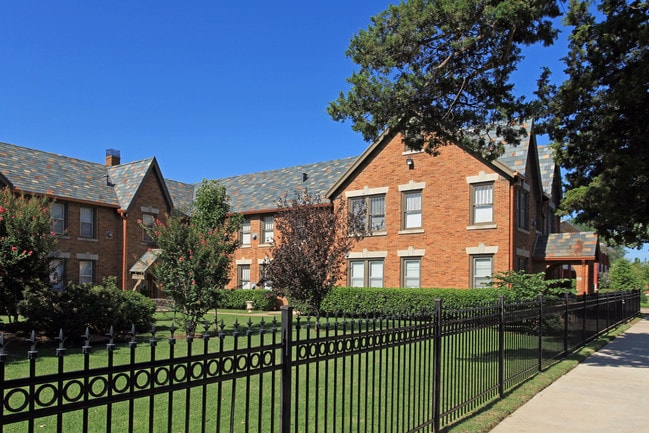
[219, 289, 279, 311]
[320, 287, 508, 315]
[19, 278, 156, 339]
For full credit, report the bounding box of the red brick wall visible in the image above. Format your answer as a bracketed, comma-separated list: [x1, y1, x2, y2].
[332, 134, 515, 289]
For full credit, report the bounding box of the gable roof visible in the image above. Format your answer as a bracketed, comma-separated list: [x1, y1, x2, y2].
[0, 141, 172, 211]
[215, 157, 358, 214]
[326, 122, 539, 198]
[537, 145, 557, 196]
[165, 178, 196, 213]
[533, 232, 600, 260]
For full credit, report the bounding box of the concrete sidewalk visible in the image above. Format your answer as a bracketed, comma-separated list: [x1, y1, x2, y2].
[490, 311, 649, 433]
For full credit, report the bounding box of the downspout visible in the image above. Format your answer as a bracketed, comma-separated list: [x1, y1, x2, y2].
[118, 209, 128, 291]
[509, 173, 519, 271]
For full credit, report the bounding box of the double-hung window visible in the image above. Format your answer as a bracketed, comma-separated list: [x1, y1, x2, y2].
[79, 260, 95, 285]
[402, 258, 421, 288]
[240, 218, 251, 246]
[471, 183, 494, 224]
[51, 203, 66, 235]
[349, 259, 384, 288]
[402, 191, 422, 229]
[261, 215, 274, 244]
[350, 195, 386, 232]
[471, 256, 493, 288]
[142, 213, 156, 243]
[238, 265, 251, 289]
[80, 207, 95, 238]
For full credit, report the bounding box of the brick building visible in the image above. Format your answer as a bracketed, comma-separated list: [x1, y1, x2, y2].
[0, 122, 605, 295]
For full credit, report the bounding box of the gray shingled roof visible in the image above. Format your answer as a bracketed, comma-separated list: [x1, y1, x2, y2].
[215, 157, 358, 213]
[0, 141, 163, 211]
[165, 179, 196, 213]
[537, 145, 556, 195]
[0, 141, 121, 206]
[533, 232, 599, 259]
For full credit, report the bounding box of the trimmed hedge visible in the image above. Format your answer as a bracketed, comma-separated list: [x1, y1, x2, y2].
[219, 289, 279, 311]
[320, 286, 511, 315]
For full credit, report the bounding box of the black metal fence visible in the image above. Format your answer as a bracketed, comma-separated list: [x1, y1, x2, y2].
[0, 290, 640, 433]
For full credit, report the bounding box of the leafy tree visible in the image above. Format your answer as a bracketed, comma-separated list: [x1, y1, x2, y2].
[489, 270, 572, 300]
[0, 189, 58, 322]
[148, 180, 241, 331]
[268, 190, 365, 317]
[328, 0, 559, 155]
[608, 258, 643, 291]
[539, 0, 649, 245]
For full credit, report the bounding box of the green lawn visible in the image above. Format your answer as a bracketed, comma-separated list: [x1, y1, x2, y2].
[0, 309, 639, 433]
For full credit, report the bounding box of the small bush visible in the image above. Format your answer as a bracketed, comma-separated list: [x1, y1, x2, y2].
[219, 289, 278, 311]
[19, 278, 156, 339]
[320, 287, 508, 315]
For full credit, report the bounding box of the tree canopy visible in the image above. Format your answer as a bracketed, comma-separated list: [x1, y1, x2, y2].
[268, 190, 365, 317]
[539, 0, 649, 246]
[149, 180, 241, 331]
[330, 0, 649, 247]
[328, 0, 560, 156]
[0, 189, 58, 322]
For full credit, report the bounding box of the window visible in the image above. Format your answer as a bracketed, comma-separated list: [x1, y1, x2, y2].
[79, 260, 95, 285]
[348, 259, 384, 288]
[50, 259, 66, 290]
[240, 218, 251, 246]
[238, 264, 251, 289]
[517, 257, 528, 273]
[471, 256, 493, 288]
[80, 207, 95, 238]
[402, 191, 422, 229]
[51, 203, 66, 235]
[142, 213, 155, 243]
[517, 189, 529, 230]
[350, 195, 386, 232]
[402, 258, 421, 288]
[471, 183, 494, 224]
[261, 215, 274, 244]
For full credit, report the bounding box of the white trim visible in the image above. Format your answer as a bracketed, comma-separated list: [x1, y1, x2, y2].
[347, 249, 388, 259]
[140, 206, 160, 214]
[398, 228, 425, 235]
[516, 248, 531, 258]
[466, 171, 499, 184]
[49, 251, 71, 259]
[466, 224, 498, 230]
[236, 258, 252, 265]
[465, 244, 499, 255]
[345, 186, 389, 198]
[397, 246, 425, 257]
[76, 253, 99, 260]
[398, 180, 426, 191]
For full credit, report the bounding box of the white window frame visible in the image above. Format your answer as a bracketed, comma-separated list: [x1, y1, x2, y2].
[50, 258, 66, 290]
[471, 255, 493, 288]
[142, 213, 156, 243]
[402, 190, 422, 229]
[348, 259, 384, 288]
[402, 258, 421, 288]
[471, 183, 494, 225]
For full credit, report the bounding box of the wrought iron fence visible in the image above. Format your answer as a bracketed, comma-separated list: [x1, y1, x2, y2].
[0, 290, 640, 433]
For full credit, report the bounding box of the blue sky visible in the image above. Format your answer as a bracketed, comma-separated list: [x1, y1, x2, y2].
[1, 2, 646, 260]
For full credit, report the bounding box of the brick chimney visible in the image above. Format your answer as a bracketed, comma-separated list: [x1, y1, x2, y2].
[106, 149, 121, 166]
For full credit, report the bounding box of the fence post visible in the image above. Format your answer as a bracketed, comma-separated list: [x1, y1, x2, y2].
[0, 333, 6, 433]
[280, 306, 294, 433]
[563, 292, 569, 355]
[498, 296, 505, 397]
[537, 294, 543, 371]
[433, 299, 442, 433]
